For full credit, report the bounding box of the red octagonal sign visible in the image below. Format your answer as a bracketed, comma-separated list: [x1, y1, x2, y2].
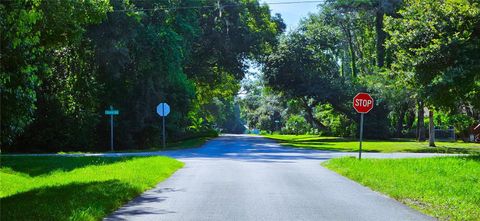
[353, 93, 374, 113]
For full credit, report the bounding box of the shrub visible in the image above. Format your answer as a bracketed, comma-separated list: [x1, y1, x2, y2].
[283, 115, 310, 134]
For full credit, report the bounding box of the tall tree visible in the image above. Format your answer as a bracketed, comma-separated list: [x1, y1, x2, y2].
[186, 0, 285, 129]
[1, 0, 110, 150]
[3, 0, 284, 151]
[263, 21, 354, 130]
[385, 0, 480, 146]
[0, 0, 43, 146]
[329, 0, 403, 68]
[385, 0, 480, 110]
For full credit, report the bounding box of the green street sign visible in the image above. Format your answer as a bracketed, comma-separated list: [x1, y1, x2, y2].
[105, 105, 119, 151]
[105, 110, 119, 115]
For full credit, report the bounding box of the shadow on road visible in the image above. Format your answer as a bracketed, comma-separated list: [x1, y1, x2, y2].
[106, 188, 184, 220]
[161, 135, 339, 162]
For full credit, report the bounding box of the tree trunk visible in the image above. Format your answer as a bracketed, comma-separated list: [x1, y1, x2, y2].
[340, 50, 345, 77]
[301, 99, 327, 130]
[305, 113, 327, 130]
[339, 19, 357, 78]
[376, 10, 386, 68]
[347, 29, 357, 78]
[417, 101, 426, 141]
[406, 109, 415, 131]
[429, 109, 436, 147]
[395, 106, 406, 138]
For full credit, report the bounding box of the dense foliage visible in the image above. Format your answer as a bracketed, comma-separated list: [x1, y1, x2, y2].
[2, 0, 479, 152]
[1, 0, 284, 152]
[244, 0, 479, 141]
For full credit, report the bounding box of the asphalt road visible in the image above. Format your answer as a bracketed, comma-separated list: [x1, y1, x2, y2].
[104, 134, 437, 221]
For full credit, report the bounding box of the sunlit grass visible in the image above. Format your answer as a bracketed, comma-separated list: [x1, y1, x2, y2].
[0, 156, 183, 220]
[263, 134, 480, 154]
[323, 156, 480, 220]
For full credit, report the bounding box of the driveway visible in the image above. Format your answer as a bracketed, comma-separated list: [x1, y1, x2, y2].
[105, 134, 436, 221]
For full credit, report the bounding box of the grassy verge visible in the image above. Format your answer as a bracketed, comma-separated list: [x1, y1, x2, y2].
[323, 156, 480, 220]
[110, 136, 213, 153]
[55, 136, 214, 155]
[263, 134, 480, 154]
[0, 156, 183, 220]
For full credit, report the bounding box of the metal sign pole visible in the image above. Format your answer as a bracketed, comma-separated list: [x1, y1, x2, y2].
[359, 113, 364, 159]
[156, 102, 170, 149]
[110, 114, 114, 152]
[162, 105, 166, 149]
[105, 105, 119, 152]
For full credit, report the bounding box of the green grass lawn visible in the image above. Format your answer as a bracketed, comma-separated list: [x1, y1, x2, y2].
[111, 136, 213, 153]
[263, 134, 480, 154]
[323, 156, 480, 220]
[55, 136, 214, 155]
[0, 156, 183, 220]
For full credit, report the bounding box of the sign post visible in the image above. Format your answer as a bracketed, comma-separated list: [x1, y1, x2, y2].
[156, 103, 170, 149]
[359, 113, 364, 159]
[353, 93, 374, 159]
[104, 106, 119, 151]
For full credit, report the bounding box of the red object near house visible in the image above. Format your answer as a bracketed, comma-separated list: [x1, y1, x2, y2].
[474, 124, 480, 142]
[353, 93, 374, 114]
[474, 124, 480, 132]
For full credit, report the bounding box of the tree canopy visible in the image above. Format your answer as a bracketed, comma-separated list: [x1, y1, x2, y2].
[1, 0, 284, 151]
[253, 0, 479, 140]
[2, 0, 479, 151]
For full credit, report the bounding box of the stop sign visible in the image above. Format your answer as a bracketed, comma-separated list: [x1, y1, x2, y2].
[353, 93, 374, 113]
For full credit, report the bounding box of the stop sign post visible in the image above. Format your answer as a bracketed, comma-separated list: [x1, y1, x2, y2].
[353, 93, 374, 159]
